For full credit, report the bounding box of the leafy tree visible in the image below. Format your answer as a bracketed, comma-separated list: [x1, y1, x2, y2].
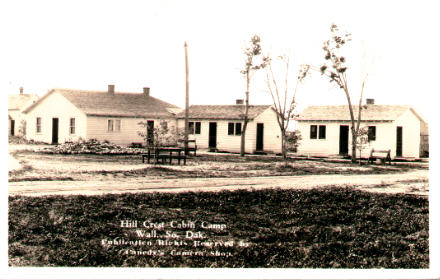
[355, 126, 369, 165]
[319, 24, 370, 162]
[138, 120, 183, 148]
[240, 35, 267, 156]
[286, 130, 302, 153]
[265, 55, 309, 159]
[18, 120, 26, 137]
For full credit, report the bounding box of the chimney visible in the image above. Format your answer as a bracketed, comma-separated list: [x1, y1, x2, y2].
[366, 98, 375, 105]
[143, 87, 150, 96]
[19, 87, 24, 95]
[108, 84, 115, 94]
[236, 99, 244, 105]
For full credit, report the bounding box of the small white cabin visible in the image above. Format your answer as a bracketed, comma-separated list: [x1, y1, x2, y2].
[23, 86, 180, 146]
[296, 101, 429, 159]
[8, 87, 39, 137]
[176, 103, 282, 154]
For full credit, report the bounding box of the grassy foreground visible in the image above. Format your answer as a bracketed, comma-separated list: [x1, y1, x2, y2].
[8, 188, 428, 268]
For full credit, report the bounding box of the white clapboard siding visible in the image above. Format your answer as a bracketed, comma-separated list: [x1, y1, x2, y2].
[394, 109, 421, 158]
[25, 92, 87, 143]
[86, 117, 177, 146]
[176, 107, 282, 154]
[296, 107, 424, 159]
[253, 107, 283, 154]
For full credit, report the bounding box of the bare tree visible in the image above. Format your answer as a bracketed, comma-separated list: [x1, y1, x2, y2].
[319, 24, 370, 163]
[239, 35, 267, 156]
[265, 55, 309, 160]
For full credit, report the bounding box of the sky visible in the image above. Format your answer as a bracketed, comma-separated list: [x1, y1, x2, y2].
[2, 0, 439, 122]
[1, 1, 440, 277]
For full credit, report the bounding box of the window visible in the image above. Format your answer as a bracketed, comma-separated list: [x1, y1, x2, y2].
[70, 118, 76, 134]
[36, 117, 41, 133]
[160, 121, 168, 130]
[310, 125, 326, 139]
[195, 122, 201, 134]
[235, 123, 242, 136]
[228, 122, 242, 136]
[228, 123, 234, 135]
[108, 120, 114, 132]
[115, 120, 121, 132]
[108, 119, 121, 132]
[310, 125, 317, 139]
[318, 125, 326, 139]
[368, 126, 376, 141]
[189, 122, 201, 134]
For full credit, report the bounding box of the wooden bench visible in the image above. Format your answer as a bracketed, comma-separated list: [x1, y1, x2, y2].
[178, 139, 197, 156]
[368, 149, 391, 165]
[142, 147, 186, 165]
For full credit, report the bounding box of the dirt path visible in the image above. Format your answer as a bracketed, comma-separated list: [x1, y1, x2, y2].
[8, 169, 428, 196]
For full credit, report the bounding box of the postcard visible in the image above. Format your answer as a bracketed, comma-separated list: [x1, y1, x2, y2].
[4, 1, 439, 279]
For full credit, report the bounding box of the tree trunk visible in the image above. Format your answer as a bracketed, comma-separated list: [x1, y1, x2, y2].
[240, 72, 250, 157]
[281, 129, 287, 160]
[351, 128, 357, 163]
[240, 119, 248, 156]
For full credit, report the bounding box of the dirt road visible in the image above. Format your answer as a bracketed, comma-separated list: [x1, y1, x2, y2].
[8, 169, 428, 196]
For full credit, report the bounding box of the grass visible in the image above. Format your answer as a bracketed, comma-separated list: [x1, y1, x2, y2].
[8, 187, 429, 268]
[10, 150, 420, 182]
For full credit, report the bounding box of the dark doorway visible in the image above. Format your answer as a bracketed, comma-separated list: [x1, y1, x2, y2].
[209, 122, 217, 150]
[396, 126, 403, 157]
[10, 120, 15, 136]
[339, 125, 349, 155]
[256, 123, 264, 151]
[52, 118, 59, 144]
[147, 120, 155, 147]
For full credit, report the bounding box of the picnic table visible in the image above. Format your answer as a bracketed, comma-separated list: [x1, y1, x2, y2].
[178, 139, 197, 156]
[142, 147, 186, 165]
[368, 149, 392, 165]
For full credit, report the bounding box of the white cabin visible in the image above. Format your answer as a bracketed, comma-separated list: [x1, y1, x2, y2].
[176, 104, 282, 154]
[23, 86, 180, 146]
[296, 101, 429, 159]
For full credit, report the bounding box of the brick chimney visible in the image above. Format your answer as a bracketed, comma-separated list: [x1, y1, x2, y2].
[108, 84, 115, 95]
[236, 99, 244, 105]
[19, 87, 24, 95]
[143, 87, 150, 96]
[366, 98, 375, 105]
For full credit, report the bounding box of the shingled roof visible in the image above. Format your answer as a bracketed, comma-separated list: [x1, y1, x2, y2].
[8, 94, 39, 111]
[296, 105, 417, 121]
[23, 89, 180, 118]
[176, 105, 272, 120]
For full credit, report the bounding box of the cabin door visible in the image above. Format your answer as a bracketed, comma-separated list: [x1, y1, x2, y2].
[10, 120, 15, 136]
[256, 123, 264, 151]
[52, 118, 59, 144]
[209, 122, 217, 150]
[339, 125, 349, 155]
[396, 126, 403, 157]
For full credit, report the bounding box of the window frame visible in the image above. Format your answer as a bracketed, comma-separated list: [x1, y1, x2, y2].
[228, 122, 242, 136]
[69, 118, 76, 134]
[310, 125, 317, 139]
[108, 120, 114, 132]
[107, 119, 121, 132]
[235, 123, 242, 136]
[36, 117, 41, 133]
[368, 126, 376, 141]
[228, 123, 234, 135]
[115, 119, 121, 132]
[188, 121, 201, 135]
[318, 125, 326, 139]
[195, 122, 201, 134]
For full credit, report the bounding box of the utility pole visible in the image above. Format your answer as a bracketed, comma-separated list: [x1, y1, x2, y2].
[184, 41, 189, 154]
